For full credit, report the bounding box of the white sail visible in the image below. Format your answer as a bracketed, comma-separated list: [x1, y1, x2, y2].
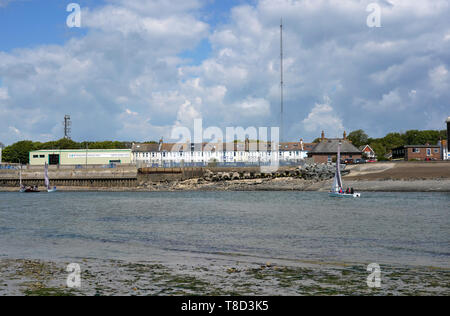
[331, 141, 343, 193]
[44, 162, 50, 189]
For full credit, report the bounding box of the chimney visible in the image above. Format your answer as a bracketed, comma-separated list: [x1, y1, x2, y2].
[158, 138, 163, 151]
[343, 131, 347, 140]
[321, 131, 325, 142]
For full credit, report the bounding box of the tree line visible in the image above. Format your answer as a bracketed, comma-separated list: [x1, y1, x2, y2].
[346, 129, 447, 160]
[1, 139, 130, 164]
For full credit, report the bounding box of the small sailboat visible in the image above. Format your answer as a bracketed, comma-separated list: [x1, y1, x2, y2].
[329, 141, 361, 198]
[45, 162, 57, 193]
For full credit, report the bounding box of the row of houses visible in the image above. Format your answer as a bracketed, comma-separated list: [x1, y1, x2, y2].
[131, 138, 317, 166]
[26, 119, 450, 166]
[27, 131, 363, 166]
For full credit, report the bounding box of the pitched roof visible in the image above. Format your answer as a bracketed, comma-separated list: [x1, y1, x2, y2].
[359, 144, 375, 152]
[132, 143, 160, 152]
[132, 141, 316, 152]
[309, 139, 361, 154]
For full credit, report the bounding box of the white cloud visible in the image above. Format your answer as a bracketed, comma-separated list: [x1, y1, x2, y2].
[429, 65, 450, 95]
[0, 0, 449, 144]
[0, 87, 9, 100]
[301, 96, 345, 137]
[234, 97, 270, 117]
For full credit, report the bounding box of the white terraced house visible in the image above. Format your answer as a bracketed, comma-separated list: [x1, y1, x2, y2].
[131, 139, 315, 167]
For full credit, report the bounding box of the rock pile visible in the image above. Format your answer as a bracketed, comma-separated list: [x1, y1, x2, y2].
[202, 169, 302, 182]
[301, 163, 349, 181]
[201, 164, 348, 182]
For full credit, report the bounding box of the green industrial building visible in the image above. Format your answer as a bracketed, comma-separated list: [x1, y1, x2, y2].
[29, 149, 132, 166]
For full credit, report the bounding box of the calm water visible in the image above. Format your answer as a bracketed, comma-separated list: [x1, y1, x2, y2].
[0, 191, 449, 267]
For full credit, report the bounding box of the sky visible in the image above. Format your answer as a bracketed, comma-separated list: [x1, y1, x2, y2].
[0, 0, 449, 145]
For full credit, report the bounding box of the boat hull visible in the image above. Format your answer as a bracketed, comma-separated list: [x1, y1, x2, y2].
[24, 189, 40, 193]
[329, 192, 361, 198]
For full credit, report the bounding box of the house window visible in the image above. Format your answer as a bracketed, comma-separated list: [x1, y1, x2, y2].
[434, 149, 439, 153]
[33, 155, 38, 158]
[327, 155, 332, 163]
[426, 149, 431, 156]
[412, 148, 420, 153]
[39, 155, 45, 158]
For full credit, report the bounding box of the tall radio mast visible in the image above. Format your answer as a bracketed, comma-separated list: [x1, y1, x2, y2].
[280, 18, 284, 143]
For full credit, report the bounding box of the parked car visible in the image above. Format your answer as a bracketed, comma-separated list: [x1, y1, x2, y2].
[354, 158, 366, 164]
[424, 157, 437, 161]
[343, 158, 354, 164]
[367, 159, 377, 163]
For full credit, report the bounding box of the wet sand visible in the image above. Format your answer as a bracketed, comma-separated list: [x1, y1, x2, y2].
[1, 256, 448, 296]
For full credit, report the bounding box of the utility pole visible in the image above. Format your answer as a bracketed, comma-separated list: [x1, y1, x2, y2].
[280, 18, 284, 143]
[63, 115, 72, 139]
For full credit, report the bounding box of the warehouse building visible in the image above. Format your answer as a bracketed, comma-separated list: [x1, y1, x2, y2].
[29, 149, 132, 166]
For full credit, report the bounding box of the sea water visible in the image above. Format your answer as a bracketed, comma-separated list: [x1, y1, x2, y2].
[0, 191, 448, 268]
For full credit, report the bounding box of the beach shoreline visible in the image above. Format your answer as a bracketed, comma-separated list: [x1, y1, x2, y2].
[1, 178, 450, 192]
[2, 161, 449, 192]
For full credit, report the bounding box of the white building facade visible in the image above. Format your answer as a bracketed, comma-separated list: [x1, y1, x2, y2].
[132, 140, 314, 167]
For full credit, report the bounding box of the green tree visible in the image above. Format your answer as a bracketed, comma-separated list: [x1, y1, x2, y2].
[369, 142, 387, 161]
[1, 141, 37, 164]
[381, 132, 405, 150]
[39, 138, 82, 150]
[347, 130, 369, 147]
[403, 130, 446, 145]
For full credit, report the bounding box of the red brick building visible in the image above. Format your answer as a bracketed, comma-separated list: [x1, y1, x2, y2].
[307, 131, 362, 163]
[392, 145, 442, 161]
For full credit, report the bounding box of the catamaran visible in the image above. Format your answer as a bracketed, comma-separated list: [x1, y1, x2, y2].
[45, 162, 57, 193]
[329, 141, 361, 198]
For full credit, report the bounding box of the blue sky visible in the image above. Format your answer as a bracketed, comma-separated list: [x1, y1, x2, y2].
[0, 0, 449, 145]
[0, 0, 242, 59]
[0, 0, 95, 51]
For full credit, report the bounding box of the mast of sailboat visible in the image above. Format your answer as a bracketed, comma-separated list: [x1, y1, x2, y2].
[19, 160, 22, 188]
[337, 141, 343, 190]
[44, 162, 50, 190]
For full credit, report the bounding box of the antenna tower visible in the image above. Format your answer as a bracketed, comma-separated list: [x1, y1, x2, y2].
[63, 115, 72, 139]
[280, 18, 284, 143]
